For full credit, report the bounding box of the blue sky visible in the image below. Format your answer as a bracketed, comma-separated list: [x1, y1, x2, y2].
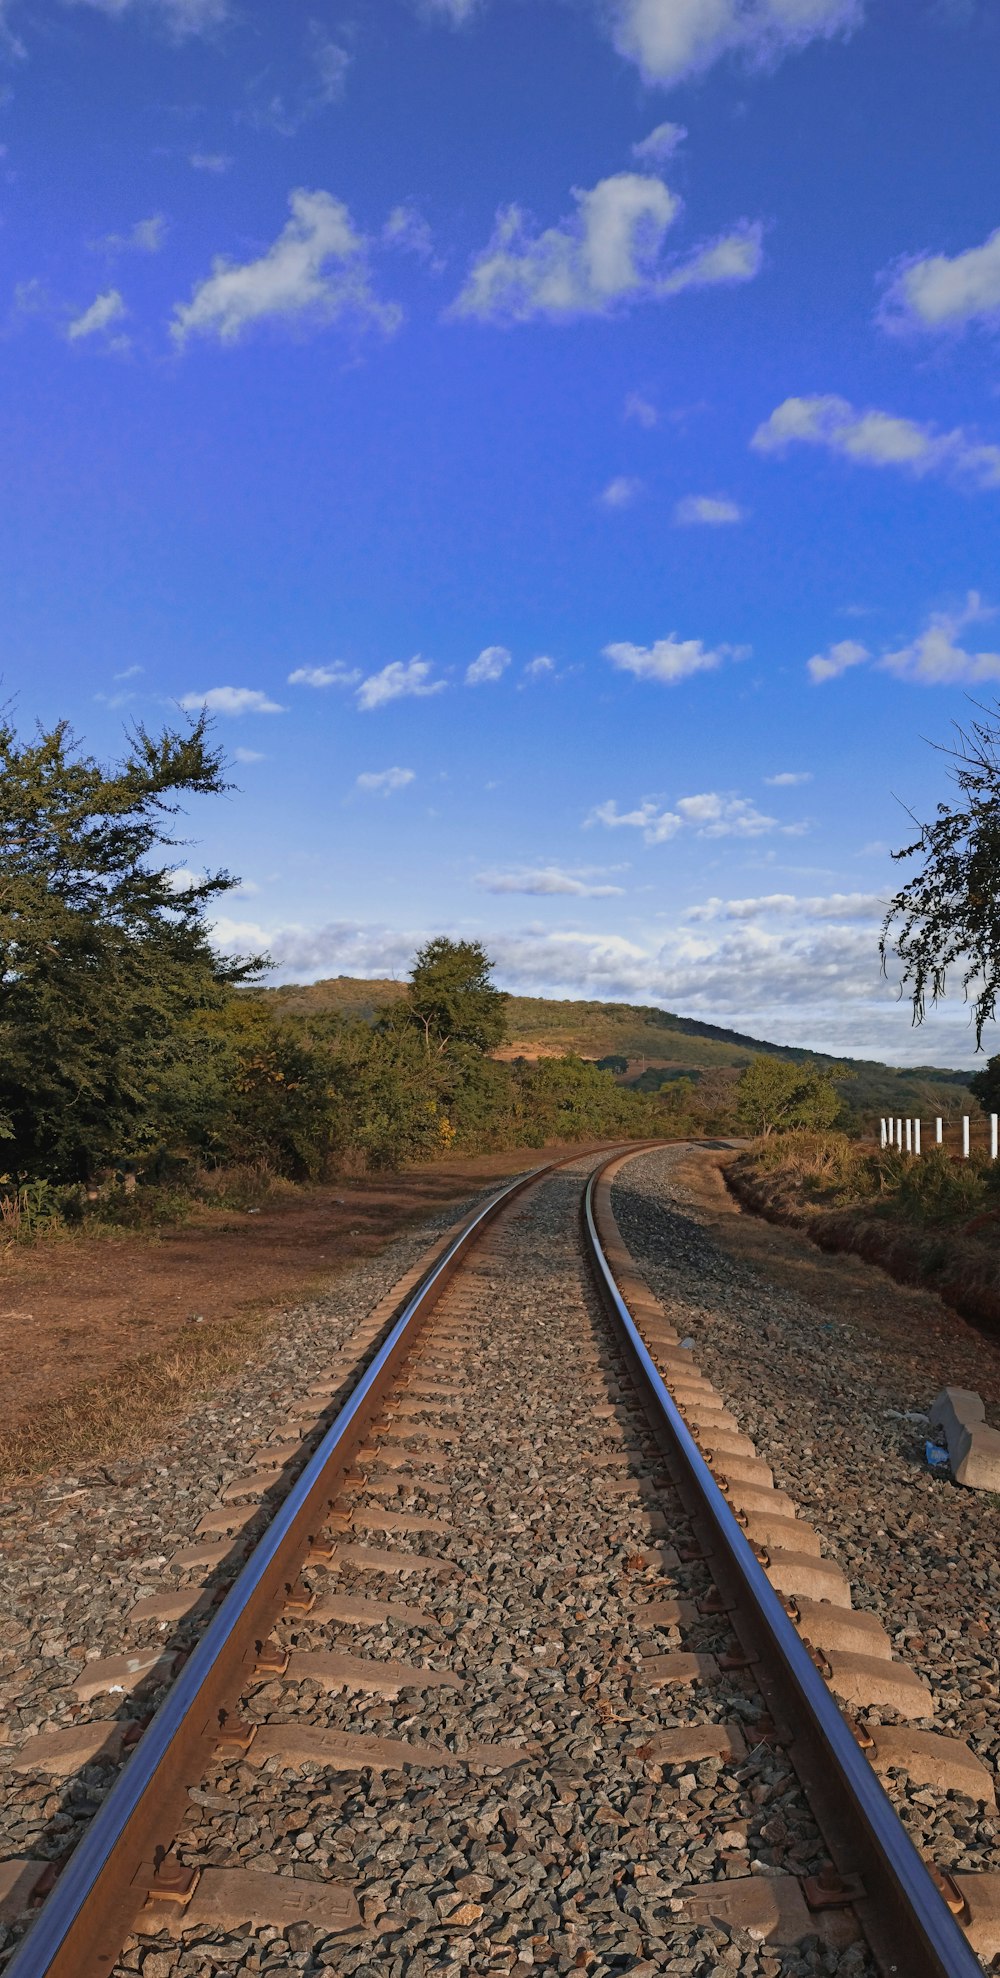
[6, 0, 1000, 1065]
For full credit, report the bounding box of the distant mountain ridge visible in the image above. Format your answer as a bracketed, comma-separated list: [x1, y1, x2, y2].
[258, 975, 971, 1119]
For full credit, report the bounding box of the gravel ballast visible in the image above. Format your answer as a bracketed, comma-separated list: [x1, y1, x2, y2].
[2, 1154, 871, 1978]
[611, 1144, 1000, 1913]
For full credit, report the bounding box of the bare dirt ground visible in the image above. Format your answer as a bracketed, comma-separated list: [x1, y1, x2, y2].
[0, 1146, 573, 1440]
[679, 1145, 1000, 1409]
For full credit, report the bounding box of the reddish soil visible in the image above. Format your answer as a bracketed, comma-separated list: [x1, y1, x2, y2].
[0, 1147, 572, 1436]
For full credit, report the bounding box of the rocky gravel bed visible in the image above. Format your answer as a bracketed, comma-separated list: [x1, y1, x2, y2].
[114, 1158, 869, 1978]
[612, 1145, 1000, 1899]
[0, 1180, 530, 1879]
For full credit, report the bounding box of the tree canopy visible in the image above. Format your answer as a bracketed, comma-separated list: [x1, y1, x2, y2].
[403, 936, 508, 1054]
[881, 707, 1000, 1046]
[736, 1055, 846, 1138]
[0, 711, 260, 1180]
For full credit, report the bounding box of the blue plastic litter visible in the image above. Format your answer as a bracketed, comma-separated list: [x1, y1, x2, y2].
[924, 1440, 950, 1474]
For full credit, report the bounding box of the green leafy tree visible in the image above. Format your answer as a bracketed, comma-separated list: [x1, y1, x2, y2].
[736, 1056, 847, 1138]
[968, 1054, 1000, 1117]
[881, 707, 1000, 1045]
[0, 712, 261, 1181]
[403, 937, 508, 1055]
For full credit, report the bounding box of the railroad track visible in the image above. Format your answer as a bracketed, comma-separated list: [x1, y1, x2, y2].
[0, 1146, 994, 1977]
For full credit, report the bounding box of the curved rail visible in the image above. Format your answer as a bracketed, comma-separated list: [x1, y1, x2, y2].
[5, 1157, 572, 1978]
[583, 1153, 982, 1978]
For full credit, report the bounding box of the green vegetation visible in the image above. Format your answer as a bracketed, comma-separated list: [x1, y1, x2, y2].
[882, 705, 1000, 1045]
[735, 1055, 848, 1138]
[261, 976, 970, 1123]
[737, 1129, 1000, 1229]
[0, 716, 668, 1233]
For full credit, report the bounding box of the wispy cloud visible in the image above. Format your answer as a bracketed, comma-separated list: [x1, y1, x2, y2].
[356, 657, 445, 711]
[190, 151, 233, 174]
[624, 390, 657, 428]
[466, 644, 511, 684]
[608, 0, 863, 87]
[599, 475, 643, 509]
[603, 632, 746, 685]
[764, 770, 812, 786]
[171, 188, 401, 346]
[524, 655, 555, 680]
[809, 592, 1000, 686]
[67, 288, 126, 342]
[180, 686, 285, 715]
[879, 224, 1000, 335]
[356, 766, 415, 794]
[753, 393, 1000, 489]
[287, 664, 360, 688]
[66, 0, 230, 37]
[476, 865, 626, 898]
[94, 214, 167, 255]
[674, 493, 745, 525]
[632, 120, 686, 162]
[383, 204, 441, 268]
[449, 171, 762, 325]
[233, 747, 265, 763]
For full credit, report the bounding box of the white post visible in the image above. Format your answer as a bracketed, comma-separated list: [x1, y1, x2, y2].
[880, 1118, 887, 1149]
[992, 1115, 998, 1162]
[905, 1118, 912, 1154]
[962, 1116, 970, 1159]
[935, 1117, 943, 1145]
[896, 1118, 903, 1150]
[914, 1118, 921, 1156]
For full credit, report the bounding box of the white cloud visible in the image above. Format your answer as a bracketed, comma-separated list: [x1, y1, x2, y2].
[95, 214, 166, 255]
[67, 288, 126, 341]
[807, 637, 870, 684]
[356, 766, 416, 795]
[600, 475, 643, 509]
[287, 663, 360, 688]
[624, 390, 658, 427]
[588, 788, 803, 843]
[383, 204, 439, 264]
[356, 657, 445, 711]
[524, 654, 555, 679]
[179, 686, 285, 715]
[245, 23, 351, 134]
[476, 866, 626, 898]
[687, 891, 882, 923]
[881, 593, 1000, 685]
[421, 0, 479, 17]
[608, 0, 863, 87]
[233, 747, 265, 763]
[808, 594, 1000, 686]
[879, 226, 1000, 335]
[66, 0, 229, 33]
[752, 393, 1000, 490]
[764, 770, 812, 786]
[466, 644, 511, 685]
[171, 188, 401, 347]
[674, 493, 744, 525]
[603, 631, 744, 685]
[219, 894, 980, 1065]
[190, 151, 233, 174]
[449, 171, 761, 325]
[632, 120, 687, 162]
[586, 799, 683, 845]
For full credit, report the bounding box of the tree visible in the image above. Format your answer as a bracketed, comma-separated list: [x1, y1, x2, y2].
[968, 1055, 1000, 1117]
[881, 706, 1000, 1045]
[736, 1056, 846, 1138]
[0, 711, 261, 1180]
[403, 937, 508, 1055]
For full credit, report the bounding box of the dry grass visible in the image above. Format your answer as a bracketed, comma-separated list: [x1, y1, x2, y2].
[0, 1290, 311, 1487]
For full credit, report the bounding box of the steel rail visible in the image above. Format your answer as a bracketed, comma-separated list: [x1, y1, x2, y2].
[6, 1155, 586, 1978]
[583, 1155, 983, 1978]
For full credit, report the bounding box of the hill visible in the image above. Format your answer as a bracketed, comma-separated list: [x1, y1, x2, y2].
[257, 977, 972, 1122]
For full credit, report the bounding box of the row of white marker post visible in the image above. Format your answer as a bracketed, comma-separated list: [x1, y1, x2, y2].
[879, 1116, 1000, 1159]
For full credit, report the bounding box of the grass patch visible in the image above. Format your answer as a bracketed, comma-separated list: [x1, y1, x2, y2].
[0, 1295, 297, 1485]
